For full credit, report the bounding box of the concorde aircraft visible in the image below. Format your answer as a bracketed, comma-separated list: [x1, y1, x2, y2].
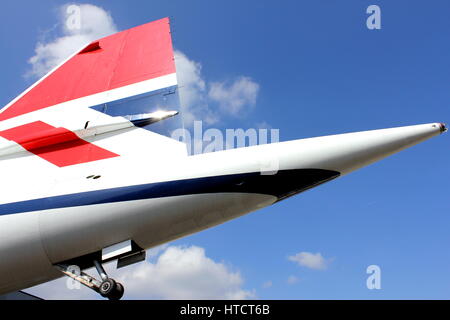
[0, 18, 446, 300]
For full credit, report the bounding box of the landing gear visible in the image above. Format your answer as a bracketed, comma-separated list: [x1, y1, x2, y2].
[56, 259, 124, 300]
[99, 278, 124, 300]
[93, 260, 124, 300]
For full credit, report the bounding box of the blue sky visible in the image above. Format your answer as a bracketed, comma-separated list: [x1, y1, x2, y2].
[2, 1, 449, 299]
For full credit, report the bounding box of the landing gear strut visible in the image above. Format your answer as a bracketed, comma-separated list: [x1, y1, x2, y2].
[56, 260, 125, 300]
[93, 260, 124, 300]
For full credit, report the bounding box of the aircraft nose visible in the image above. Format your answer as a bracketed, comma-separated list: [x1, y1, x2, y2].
[274, 122, 446, 177]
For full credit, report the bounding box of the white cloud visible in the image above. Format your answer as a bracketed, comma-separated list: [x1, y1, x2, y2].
[25, 245, 255, 300]
[174, 51, 206, 109]
[174, 51, 218, 126]
[174, 51, 260, 126]
[287, 275, 299, 285]
[146, 244, 169, 259]
[117, 245, 255, 299]
[288, 252, 329, 270]
[208, 77, 259, 116]
[27, 4, 117, 78]
[262, 280, 273, 288]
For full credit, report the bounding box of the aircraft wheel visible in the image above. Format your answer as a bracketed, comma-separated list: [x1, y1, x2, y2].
[111, 282, 125, 300]
[99, 278, 117, 297]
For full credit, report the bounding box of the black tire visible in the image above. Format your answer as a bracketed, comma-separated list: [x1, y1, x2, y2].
[99, 278, 116, 297]
[109, 282, 124, 300]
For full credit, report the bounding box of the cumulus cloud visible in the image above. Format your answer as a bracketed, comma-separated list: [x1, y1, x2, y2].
[117, 246, 255, 299]
[288, 252, 329, 270]
[174, 51, 218, 126]
[27, 4, 117, 78]
[208, 77, 259, 116]
[174, 51, 260, 126]
[174, 51, 206, 110]
[25, 245, 255, 300]
[262, 280, 273, 288]
[146, 244, 169, 259]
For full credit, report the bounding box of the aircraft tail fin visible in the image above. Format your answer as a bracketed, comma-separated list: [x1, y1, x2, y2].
[0, 18, 186, 168]
[0, 17, 182, 138]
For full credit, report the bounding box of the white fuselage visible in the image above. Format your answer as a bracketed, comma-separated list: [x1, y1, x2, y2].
[0, 123, 443, 294]
[0, 192, 275, 294]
